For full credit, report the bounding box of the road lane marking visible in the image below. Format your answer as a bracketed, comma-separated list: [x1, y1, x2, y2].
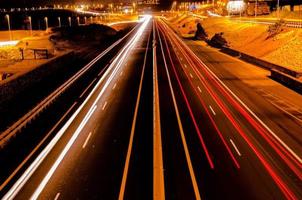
[102, 101, 108, 110]
[98, 64, 109, 76]
[118, 23, 152, 200]
[158, 20, 215, 169]
[152, 20, 165, 200]
[187, 39, 302, 166]
[197, 86, 202, 93]
[230, 139, 242, 157]
[156, 21, 200, 200]
[184, 64, 187, 68]
[54, 192, 60, 200]
[82, 132, 92, 149]
[112, 83, 117, 90]
[209, 106, 216, 116]
[79, 78, 97, 98]
[169, 23, 302, 165]
[3, 18, 152, 199]
[162, 22, 301, 196]
[190, 73, 194, 78]
[30, 105, 97, 200]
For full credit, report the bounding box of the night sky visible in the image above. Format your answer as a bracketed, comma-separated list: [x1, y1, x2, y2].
[0, 0, 171, 8]
[0, 0, 300, 9]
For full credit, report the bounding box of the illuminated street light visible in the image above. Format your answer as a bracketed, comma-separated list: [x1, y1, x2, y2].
[77, 16, 80, 25]
[5, 14, 12, 40]
[44, 17, 48, 30]
[28, 16, 32, 36]
[68, 17, 71, 27]
[277, 0, 280, 19]
[58, 17, 61, 27]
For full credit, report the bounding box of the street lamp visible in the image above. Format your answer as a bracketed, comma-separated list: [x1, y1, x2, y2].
[277, 0, 280, 19]
[77, 16, 80, 25]
[44, 17, 48, 30]
[28, 16, 33, 36]
[58, 17, 61, 27]
[255, 0, 258, 18]
[5, 14, 12, 40]
[68, 17, 71, 27]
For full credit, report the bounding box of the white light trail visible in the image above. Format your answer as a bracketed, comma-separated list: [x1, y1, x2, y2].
[2, 15, 151, 200]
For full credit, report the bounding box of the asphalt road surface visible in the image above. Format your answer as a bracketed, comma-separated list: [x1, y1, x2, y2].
[1, 16, 302, 200]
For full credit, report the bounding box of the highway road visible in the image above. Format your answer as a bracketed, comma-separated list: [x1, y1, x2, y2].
[1, 16, 302, 200]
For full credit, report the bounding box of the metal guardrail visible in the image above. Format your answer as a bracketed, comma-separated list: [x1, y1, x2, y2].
[0, 24, 139, 148]
[231, 18, 302, 28]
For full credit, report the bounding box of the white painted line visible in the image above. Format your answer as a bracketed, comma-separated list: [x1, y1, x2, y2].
[54, 192, 60, 200]
[79, 78, 97, 98]
[209, 106, 216, 116]
[230, 139, 242, 157]
[178, 35, 302, 164]
[197, 86, 202, 93]
[82, 132, 92, 149]
[30, 105, 97, 200]
[98, 64, 109, 76]
[3, 17, 152, 200]
[190, 73, 194, 78]
[102, 101, 108, 110]
[112, 83, 117, 90]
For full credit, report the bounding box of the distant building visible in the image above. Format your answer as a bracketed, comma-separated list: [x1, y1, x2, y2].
[137, 0, 159, 5]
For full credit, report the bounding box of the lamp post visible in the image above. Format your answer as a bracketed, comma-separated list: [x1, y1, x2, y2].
[277, 0, 280, 19]
[5, 14, 12, 41]
[29, 16, 32, 36]
[58, 17, 61, 27]
[68, 17, 71, 27]
[44, 17, 48, 30]
[255, 0, 258, 18]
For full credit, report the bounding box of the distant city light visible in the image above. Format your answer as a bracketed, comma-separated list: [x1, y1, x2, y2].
[227, 0, 246, 14]
[0, 40, 19, 47]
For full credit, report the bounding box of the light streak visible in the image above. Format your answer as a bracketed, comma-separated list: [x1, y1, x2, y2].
[3, 15, 151, 200]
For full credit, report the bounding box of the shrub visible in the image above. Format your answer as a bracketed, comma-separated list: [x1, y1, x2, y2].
[267, 19, 285, 39]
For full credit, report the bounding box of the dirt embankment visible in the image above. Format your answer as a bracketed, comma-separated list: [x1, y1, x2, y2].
[168, 14, 302, 72]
